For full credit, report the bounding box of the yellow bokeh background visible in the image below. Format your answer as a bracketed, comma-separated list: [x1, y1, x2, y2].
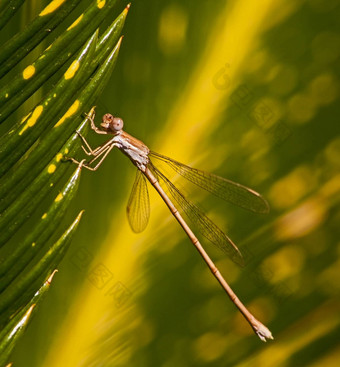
[11, 0, 340, 366]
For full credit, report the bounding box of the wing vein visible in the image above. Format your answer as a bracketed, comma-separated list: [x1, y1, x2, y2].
[149, 161, 244, 266]
[150, 151, 269, 214]
[126, 169, 150, 233]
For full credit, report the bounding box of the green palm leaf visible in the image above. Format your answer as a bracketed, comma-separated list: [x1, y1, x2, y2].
[0, 0, 25, 30]
[0, 1, 129, 365]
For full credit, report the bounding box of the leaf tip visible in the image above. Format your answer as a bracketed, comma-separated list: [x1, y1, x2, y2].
[78, 209, 85, 220]
[116, 35, 124, 49]
[46, 269, 59, 285]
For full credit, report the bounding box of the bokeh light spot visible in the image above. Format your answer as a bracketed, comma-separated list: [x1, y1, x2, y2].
[269, 64, 298, 96]
[317, 256, 340, 296]
[324, 137, 340, 168]
[192, 332, 228, 363]
[275, 198, 327, 240]
[158, 4, 188, 55]
[288, 92, 316, 124]
[269, 165, 316, 209]
[262, 245, 306, 283]
[247, 50, 268, 73]
[308, 73, 339, 106]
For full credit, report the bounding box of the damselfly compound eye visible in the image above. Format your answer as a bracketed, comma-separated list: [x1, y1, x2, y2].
[111, 117, 124, 131]
[101, 114, 124, 132]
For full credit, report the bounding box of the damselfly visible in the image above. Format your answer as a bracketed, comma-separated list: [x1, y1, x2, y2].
[69, 109, 273, 341]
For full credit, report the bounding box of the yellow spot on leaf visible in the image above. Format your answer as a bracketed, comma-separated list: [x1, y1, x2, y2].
[64, 60, 80, 80]
[19, 105, 43, 135]
[67, 14, 83, 30]
[55, 193, 63, 202]
[64, 148, 69, 154]
[40, 0, 66, 16]
[23, 65, 36, 79]
[5, 93, 8, 98]
[48, 164, 56, 174]
[56, 153, 63, 162]
[32, 242, 36, 247]
[41, 213, 47, 219]
[54, 100, 80, 127]
[97, 0, 106, 9]
[20, 112, 32, 124]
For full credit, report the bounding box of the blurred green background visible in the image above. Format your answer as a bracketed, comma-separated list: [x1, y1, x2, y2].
[8, 0, 340, 366]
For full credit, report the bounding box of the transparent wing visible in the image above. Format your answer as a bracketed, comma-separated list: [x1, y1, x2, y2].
[149, 162, 244, 266]
[150, 151, 269, 214]
[126, 169, 150, 233]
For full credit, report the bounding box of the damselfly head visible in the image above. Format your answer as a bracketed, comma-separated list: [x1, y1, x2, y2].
[101, 113, 124, 133]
